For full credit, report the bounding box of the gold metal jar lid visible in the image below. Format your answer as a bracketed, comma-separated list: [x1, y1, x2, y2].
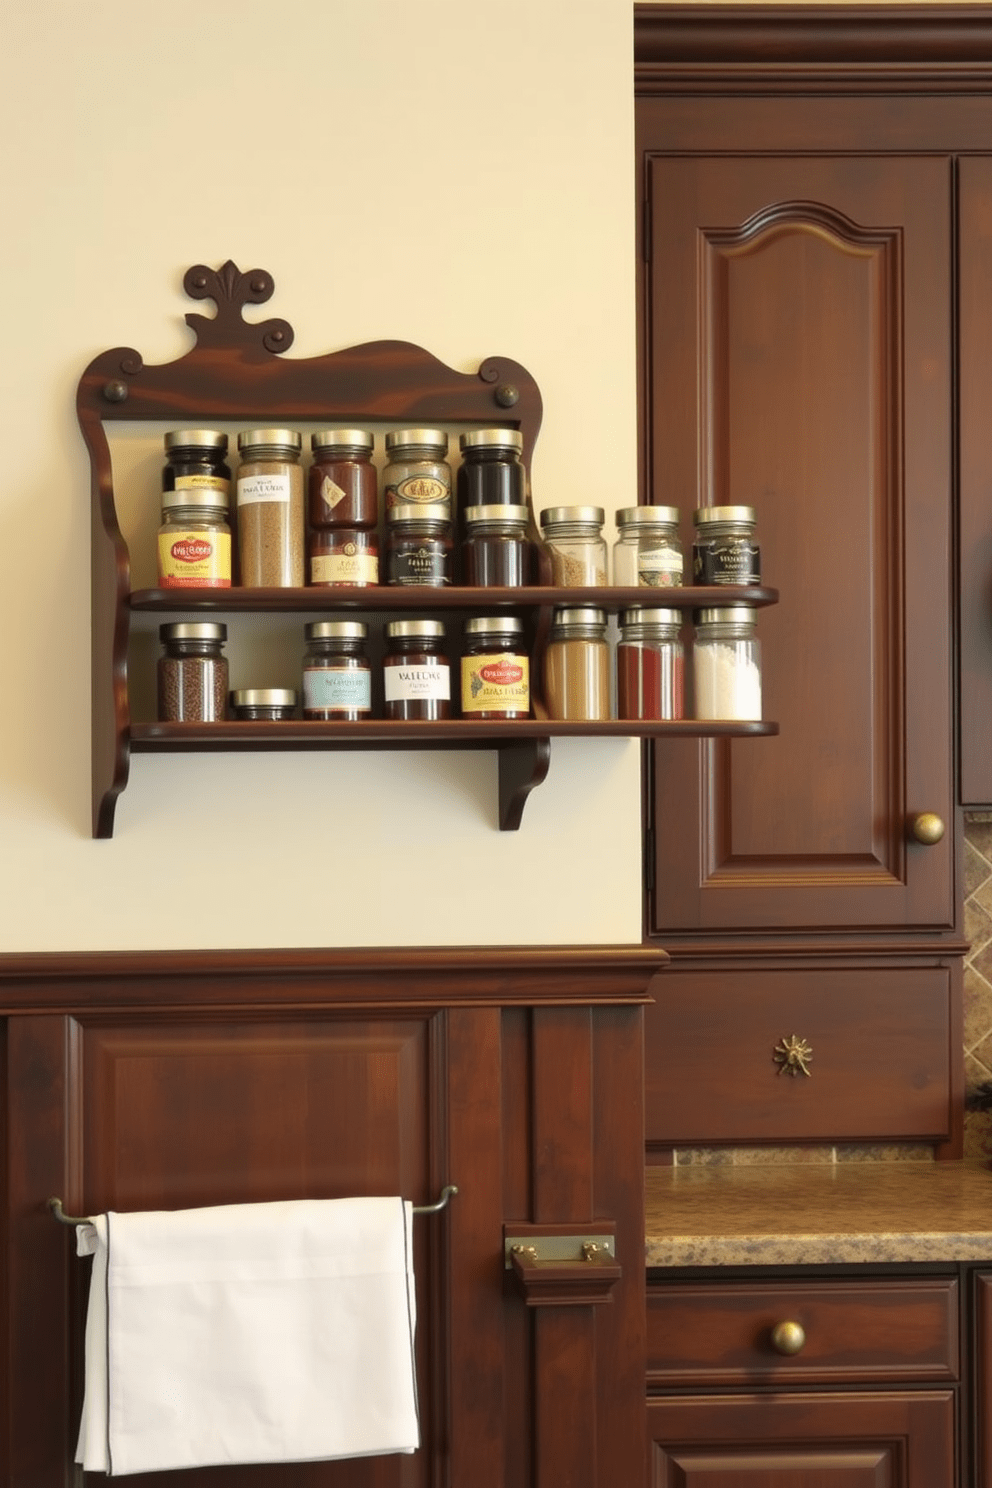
[459, 428, 523, 453]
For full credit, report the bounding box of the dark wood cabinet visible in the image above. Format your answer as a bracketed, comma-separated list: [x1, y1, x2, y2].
[635, 4, 980, 1157]
[1, 947, 661, 1488]
[646, 1271, 960, 1487]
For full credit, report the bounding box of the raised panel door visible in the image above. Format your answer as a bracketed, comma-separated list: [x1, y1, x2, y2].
[644, 154, 954, 936]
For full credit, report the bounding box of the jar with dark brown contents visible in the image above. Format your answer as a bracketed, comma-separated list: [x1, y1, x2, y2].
[456, 428, 526, 509]
[230, 688, 298, 720]
[302, 621, 372, 720]
[309, 528, 379, 587]
[309, 429, 377, 530]
[462, 504, 531, 587]
[460, 617, 530, 719]
[385, 504, 452, 586]
[383, 620, 451, 720]
[157, 623, 229, 722]
[236, 428, 305, 587]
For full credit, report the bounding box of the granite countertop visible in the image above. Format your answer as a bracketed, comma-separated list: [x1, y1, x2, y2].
[645, 1160, 992, 1267]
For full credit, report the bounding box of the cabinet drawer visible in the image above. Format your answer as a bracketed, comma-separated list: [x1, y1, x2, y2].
[646, 1279, 959, 1388]
[644, 964, 954, 1147]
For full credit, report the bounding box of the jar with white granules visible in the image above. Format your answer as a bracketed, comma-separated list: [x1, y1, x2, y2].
[692, 605, 762, 720]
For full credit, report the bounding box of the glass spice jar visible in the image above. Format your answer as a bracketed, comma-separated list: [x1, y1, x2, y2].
[613, 506, 683, 588]
[456, 428, 526, 510]
[236, 428, 305, 588]
[539, 506, 609, 586]
[229, 688, 298, 721]
[309, 528, 379, 587]
[692, 505, 761, 586]
[616, 607, 684, 720]
[383, 429, 451, 515]
[308, 429, 377, 529]
[162, 429, 231, 504]
[302, 621, 372, 720]
[692, 605, 762, 720]
[544, 607, 611, 721]
[460, 617, 530, 719]
[383, 620, 451, 720]
[385, 503, 452, 586]
[157, 488, 232, 589]
[462, 504, 531, 587]
[157, 622, 229, 722]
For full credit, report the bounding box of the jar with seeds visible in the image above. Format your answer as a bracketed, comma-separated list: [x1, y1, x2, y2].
[539, 506, 609, 586]
[236, 428, 305, 587]
[157, 623, 229, 722]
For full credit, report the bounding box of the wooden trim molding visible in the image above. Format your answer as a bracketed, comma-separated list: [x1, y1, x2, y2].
[634, 3, 992, 94]
[0, 944, 667, 1014]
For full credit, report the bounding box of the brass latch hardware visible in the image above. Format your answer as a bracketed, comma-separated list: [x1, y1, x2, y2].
[503, 1234, 616, 1268]
[773, 1034, 813, 1077]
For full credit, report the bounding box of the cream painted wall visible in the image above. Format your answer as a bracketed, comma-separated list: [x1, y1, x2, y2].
[0, 0, 641, 951]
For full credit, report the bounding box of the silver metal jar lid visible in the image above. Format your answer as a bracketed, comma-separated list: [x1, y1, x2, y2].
[230, 689, 298, 707]
[386, 503, 451, 523]
[304, 620, 368, 641]
[620, 607, 682, 628]
[237, 428, 302, 453]
[463, 504, 530, 526]
[311, 429, 374, 452]
[693, 505, 756, 526]
[164, 429, 228, 452]
[385, 428, 448, 452]
[159, 622, 227, 642]
[551, 607, 607, 627]
[697, 606, 758, 626]
[459, 428, 523, 453]
[540, 506, 606, 528]
[464, 616, 524, 636]
[616, 505, 680, 528]
[385, 620, 446, 640]
[161, 487, 230, 512]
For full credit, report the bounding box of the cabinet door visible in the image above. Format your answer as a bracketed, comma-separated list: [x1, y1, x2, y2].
[958, 157, 992, 808]
[976, 1273, 992, 1488]
[644, 155, 954, 936]
[647, 1391, 956, 1487]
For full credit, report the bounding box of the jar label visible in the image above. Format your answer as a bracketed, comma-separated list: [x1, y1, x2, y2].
[638, 547, 684, 585]
[237, 472, 292, 506]
[174, 474, 230, 495]
[302, 667, 372, 711]
[384, 663, 451, 703]
[388, 544, 449, 585]
[157, 530, 231, 587]
[460, 654, 530, 714]
[387, 476, 450, 507]
[320, 475, 348, 511]
[311, 550, 379, 585]
[693, 539, 761, 585]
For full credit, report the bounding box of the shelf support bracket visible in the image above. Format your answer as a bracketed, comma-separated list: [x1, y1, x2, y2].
[497, 738, 551, 830]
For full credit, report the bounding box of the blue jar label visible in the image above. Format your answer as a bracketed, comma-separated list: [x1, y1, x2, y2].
[303, 667, 371, 711]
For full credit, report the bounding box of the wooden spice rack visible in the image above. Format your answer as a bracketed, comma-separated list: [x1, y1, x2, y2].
[81, 260, 778, 837]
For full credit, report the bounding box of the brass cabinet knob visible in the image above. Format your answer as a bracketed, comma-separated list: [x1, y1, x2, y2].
[770, 1320, 806, 1355]
[910, 812, 945, 845]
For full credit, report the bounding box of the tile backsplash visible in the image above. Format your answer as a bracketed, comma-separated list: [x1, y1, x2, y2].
[673, 814, 992, 1168]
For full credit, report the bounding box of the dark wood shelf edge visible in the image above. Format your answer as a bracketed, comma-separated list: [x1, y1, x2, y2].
[128, 720, 778, 746]
[129, 584, 780, 613]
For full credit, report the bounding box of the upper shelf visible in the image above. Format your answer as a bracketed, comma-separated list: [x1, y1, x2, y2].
[129, 584, 780, 613]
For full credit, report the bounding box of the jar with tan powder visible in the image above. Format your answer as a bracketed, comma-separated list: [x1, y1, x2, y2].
[544, 607, 611, 720]
[236, 428, 305, 587]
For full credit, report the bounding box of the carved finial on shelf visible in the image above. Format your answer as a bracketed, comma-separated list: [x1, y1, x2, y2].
[181, 260, 295, 354]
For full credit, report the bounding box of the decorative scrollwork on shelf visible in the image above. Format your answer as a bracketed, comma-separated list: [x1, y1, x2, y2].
[181, 259, 295, 354]
[773, 1033, 813, 1078]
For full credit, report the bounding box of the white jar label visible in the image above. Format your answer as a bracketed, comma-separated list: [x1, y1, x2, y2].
[638, 547, 683, 585]
[320, 475, 348, 510]
[237, 473, 292, 506]
[384, 663, 451, 702]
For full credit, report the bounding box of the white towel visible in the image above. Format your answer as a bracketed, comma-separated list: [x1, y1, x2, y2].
[74, 1197, 419, 1476]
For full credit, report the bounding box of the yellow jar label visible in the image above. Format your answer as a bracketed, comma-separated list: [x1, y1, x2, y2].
[460, 653, 530, 714]
[311, 550, 379, 585]
[158, 530, 231, 587]
[174, 474, 230, 494]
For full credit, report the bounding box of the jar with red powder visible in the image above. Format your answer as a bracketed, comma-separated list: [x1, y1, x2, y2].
[616, 607, 684, 720]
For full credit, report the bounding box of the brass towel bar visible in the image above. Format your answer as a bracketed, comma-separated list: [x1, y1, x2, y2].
[48, 1186, 458, 1227]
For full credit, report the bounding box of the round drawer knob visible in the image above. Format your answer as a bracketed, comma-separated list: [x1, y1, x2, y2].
[770, 1320, 806, 1355]
[910, 812, 945, 845]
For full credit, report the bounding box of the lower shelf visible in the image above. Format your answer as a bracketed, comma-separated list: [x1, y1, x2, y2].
[118, 719, 777, 834]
